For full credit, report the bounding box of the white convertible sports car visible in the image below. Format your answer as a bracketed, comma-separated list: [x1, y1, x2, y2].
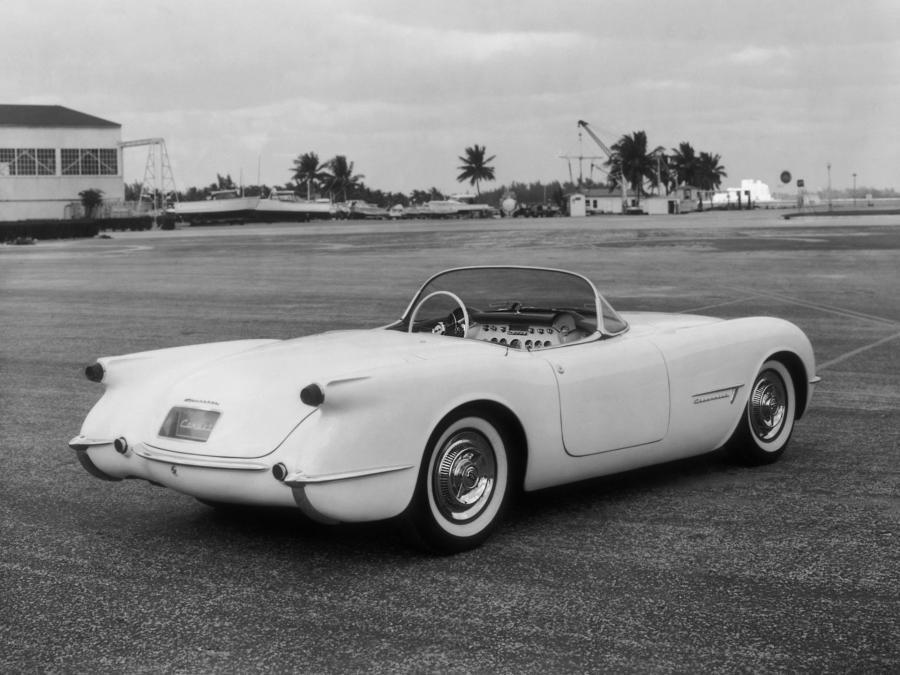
[69, 266, 818, 553]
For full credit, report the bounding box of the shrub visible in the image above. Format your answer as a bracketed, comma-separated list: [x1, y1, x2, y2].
[79, 189, 104, 218]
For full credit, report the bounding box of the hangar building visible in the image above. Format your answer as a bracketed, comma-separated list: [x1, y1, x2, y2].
[0, 104, 124, 221]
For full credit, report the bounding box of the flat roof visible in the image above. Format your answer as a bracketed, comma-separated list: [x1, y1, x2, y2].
[0, 105, 120, 128]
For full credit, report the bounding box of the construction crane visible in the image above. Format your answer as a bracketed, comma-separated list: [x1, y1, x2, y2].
[589, 161, 608, 184]
[558, 152, 605, 188]
[576, 119, 628, 213]
[558, 123, 607, 188]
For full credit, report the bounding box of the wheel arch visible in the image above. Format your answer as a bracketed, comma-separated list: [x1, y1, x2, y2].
[768, 350, 809, 419]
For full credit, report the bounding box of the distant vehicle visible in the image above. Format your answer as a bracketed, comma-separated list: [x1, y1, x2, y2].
[167, 190, 259, 225]
[508, 202, 561, 218]
[69, 266, 818, 553]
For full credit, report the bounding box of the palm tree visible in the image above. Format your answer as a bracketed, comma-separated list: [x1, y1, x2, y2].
[697, 151, 727, 191]
[291, 151, 330, 200]
[669, 142, 699, 189]
[456, 144, 496, 195]
[606, 131, 661, 205]
[694, 151, 727, 211]
[327, 155, 365, 202]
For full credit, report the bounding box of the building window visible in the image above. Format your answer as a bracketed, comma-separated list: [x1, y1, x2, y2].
[99, 149, 117, 175]
[37, 149, 56, 174]
[60, 149, 79, 175]
[61, 148, 118, 176]
[0, 148, 57, 175]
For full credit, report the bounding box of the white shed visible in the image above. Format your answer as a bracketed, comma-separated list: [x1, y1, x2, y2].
[568, 193, 586, 217]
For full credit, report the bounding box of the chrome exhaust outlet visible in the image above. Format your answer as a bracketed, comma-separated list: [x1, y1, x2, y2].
[113, 437, 129, 455]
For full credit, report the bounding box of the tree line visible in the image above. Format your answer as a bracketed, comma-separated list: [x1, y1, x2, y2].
[602, 134, 727, 206]
[128, 134, 729, 208]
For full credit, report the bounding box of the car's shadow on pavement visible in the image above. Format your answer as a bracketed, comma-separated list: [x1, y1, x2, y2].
[514, 448, 741, 519]
[154, 447, 754, 559]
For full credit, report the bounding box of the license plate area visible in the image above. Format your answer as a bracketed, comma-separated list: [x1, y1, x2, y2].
[158, 407, 221, 442]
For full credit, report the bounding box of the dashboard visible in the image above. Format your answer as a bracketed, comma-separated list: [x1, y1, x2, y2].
[469, 311, 589, 350]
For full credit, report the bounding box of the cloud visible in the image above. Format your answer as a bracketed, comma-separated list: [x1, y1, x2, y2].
[4, 0, 899, 192]
[727, 46, 793, 66]
[633, 79, 692, 91]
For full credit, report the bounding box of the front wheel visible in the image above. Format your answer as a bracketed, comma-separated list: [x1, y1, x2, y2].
[406, 412, 512, 554]
[728, 359, 796, 465]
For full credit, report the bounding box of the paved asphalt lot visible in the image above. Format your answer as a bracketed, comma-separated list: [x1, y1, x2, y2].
[1, 210, 898, 673]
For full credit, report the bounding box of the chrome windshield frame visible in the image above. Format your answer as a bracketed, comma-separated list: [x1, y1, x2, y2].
[399, 265, 628, 337]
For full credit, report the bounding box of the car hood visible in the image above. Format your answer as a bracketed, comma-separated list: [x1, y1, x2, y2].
[146, 329, 495, 458]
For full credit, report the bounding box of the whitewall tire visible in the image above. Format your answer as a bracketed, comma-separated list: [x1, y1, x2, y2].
[730, 359, 796, 465]
[407, 412, 511, 553]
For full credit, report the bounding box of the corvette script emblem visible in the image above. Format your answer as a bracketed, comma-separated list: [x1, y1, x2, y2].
[692, 385, 743, 405]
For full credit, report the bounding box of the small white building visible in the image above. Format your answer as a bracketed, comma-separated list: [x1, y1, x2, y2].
[569, 193, 586, 217]
[577, 187, 643, 215]
[572, 187, 696, 216]
[0, 104, 124, 220]
[712, 179, 773, 208]
[642, 196, 683, 215]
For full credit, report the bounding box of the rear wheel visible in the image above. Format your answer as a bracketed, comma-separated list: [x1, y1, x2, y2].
[729, 359, 796, 465]
[406, 412, 511, 554]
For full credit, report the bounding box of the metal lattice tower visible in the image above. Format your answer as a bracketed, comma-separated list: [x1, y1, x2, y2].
[119, 138, 178, 218]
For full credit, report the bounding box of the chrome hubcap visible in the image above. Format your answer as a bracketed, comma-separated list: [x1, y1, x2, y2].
[433, 431, 496, 522]
[749, 370, 787, 441]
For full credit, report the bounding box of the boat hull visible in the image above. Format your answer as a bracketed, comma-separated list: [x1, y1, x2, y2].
[169, 197, 260, 225]
[254, 200, 335, 222]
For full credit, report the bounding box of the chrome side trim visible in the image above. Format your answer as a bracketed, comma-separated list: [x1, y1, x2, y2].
[691, 384, 744, 405]
[327, 375, 371, 387]
[133, 443, 269, 471]
[284, 464, 414, 486]
[810, 376, 822, 384]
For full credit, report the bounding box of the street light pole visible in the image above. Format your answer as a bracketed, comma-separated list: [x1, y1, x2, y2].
[827, 162, 832, 211]
[852, 173, 857, 207]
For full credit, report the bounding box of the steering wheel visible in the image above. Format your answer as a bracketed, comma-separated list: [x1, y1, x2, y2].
[407, 290, 470, 337]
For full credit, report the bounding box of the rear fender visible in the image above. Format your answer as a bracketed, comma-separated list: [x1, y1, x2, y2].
[276, 352, 559, 517]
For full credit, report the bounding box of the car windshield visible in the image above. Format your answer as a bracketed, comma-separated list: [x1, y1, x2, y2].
[401, 266, 627, 336]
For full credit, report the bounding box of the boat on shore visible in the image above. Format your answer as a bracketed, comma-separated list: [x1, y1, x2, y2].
[389, 198, 496, 219]
[255, 190, 335, 222]
[168, 190, 259, 225]
[337, 200, 389, 219]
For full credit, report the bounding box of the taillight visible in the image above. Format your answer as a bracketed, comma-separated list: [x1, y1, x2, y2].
[85, 363, 105, 383]
[300, 383, 325, 407]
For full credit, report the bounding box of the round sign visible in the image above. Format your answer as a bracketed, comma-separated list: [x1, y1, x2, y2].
[780, 170, 792, 184]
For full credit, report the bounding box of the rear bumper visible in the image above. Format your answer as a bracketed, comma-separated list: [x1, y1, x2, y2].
[67, 436, 416, 523]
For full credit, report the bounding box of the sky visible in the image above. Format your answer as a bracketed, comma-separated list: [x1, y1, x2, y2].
[4, 0, 899, 195]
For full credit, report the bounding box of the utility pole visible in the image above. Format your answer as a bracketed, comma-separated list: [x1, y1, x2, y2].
[827, 162, 832, 211]
[852, 173, 857, 206]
